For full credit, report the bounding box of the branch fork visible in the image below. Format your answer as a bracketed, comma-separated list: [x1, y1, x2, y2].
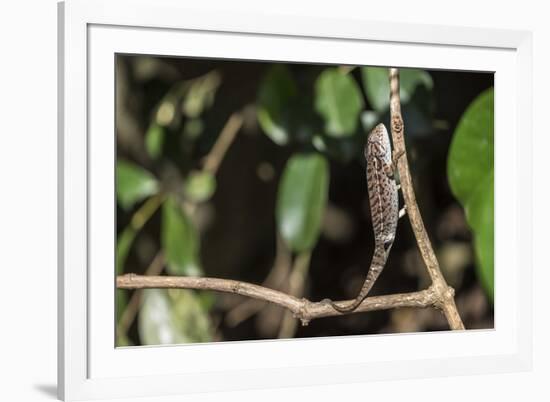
[117, 273, 440, 323]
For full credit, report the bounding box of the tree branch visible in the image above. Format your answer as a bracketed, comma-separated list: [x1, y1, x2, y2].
[202, 112, 244, 175]
[117, 274, 439, 324]
[388, 68, 465, 330]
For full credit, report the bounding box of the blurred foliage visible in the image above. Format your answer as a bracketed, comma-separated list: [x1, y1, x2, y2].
[115, 55, 494, 346]
[145, 123, 164, 160]
[276, 153, 329, 253]
[362, 67, 433, 112]
[162, 196, 202, 276]
[448, 88, 494, 301]
[183, 171, 217, 203]
[116, 160, 159, 210]
[314, 68, 363, 137]
[138, 289, 213, 345]
[257, 65, 298, 145]
[115, 63, 224, 345]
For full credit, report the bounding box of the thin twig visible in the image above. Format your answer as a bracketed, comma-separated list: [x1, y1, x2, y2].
[278, 250, 312, 338]
[117, 274, 439, 324]
[117, 252, 165, 337]
[130, 193, 165, 229]
[202, 112, 244, 175]
[116, 193, 165, 275]
[388, 68, 465, 330]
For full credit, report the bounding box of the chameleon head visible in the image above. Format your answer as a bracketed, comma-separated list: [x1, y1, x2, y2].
[365, 123, 392, 162]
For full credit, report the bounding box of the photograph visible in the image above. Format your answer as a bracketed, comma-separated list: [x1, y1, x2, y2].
[2, 0, 544, 400]
[114, 55, 494, 347]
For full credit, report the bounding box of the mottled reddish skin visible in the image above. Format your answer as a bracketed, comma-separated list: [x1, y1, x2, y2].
[329, 123, 399, 313]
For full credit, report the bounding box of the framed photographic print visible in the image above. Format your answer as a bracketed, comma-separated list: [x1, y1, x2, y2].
[58, 0, 533, 400]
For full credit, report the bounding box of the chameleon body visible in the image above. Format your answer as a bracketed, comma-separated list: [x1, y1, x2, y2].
[329, 123, 400, 313]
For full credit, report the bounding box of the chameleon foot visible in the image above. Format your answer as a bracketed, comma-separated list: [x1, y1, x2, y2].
[392, 149, 405, 168]
[385, 149, 405, 179]
[399, 206, 407, 219]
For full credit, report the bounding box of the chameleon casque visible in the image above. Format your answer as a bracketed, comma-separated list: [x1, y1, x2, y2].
[328, 123, 403, 313]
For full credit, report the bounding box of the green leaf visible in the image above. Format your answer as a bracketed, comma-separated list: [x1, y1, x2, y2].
[138, 289, 212, 345]
[257, 65, 298, 145]
[448, 89, 494, 203]
[161, 196, 202, 276]
[168, 289, 213, 342]
[362, 67, 433, 112]
[276, 153, 329, 252]
[447, 88, 494, 301]
[183, 171, 216, 203]
[116, 160, 159, 210]
[145, 123, 165, 160]
[314, 68, 364, 137]
[468, 172, 494, 299]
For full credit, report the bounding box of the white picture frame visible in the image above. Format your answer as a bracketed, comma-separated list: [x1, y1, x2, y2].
[58, 0, 533, 400]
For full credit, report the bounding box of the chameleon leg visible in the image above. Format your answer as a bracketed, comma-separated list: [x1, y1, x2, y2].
[383, 150, 405, 179]
[392, 149, 405, 168]
[382, 160, 394, 179]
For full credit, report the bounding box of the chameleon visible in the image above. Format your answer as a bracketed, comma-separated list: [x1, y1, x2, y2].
[327, 123, 404, 313]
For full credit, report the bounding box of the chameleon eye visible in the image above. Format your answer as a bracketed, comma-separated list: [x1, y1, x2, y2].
[383, 241, 392, 251]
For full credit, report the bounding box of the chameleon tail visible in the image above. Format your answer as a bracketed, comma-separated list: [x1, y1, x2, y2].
[330, 248, 386, 313]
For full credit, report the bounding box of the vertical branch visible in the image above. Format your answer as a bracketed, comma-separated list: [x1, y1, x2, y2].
[202, 112, 244, 175]
[388, 68, 465, 330]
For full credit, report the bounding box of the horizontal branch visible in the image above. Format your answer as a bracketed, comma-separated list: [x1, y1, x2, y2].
[117, 274, 439, 325]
